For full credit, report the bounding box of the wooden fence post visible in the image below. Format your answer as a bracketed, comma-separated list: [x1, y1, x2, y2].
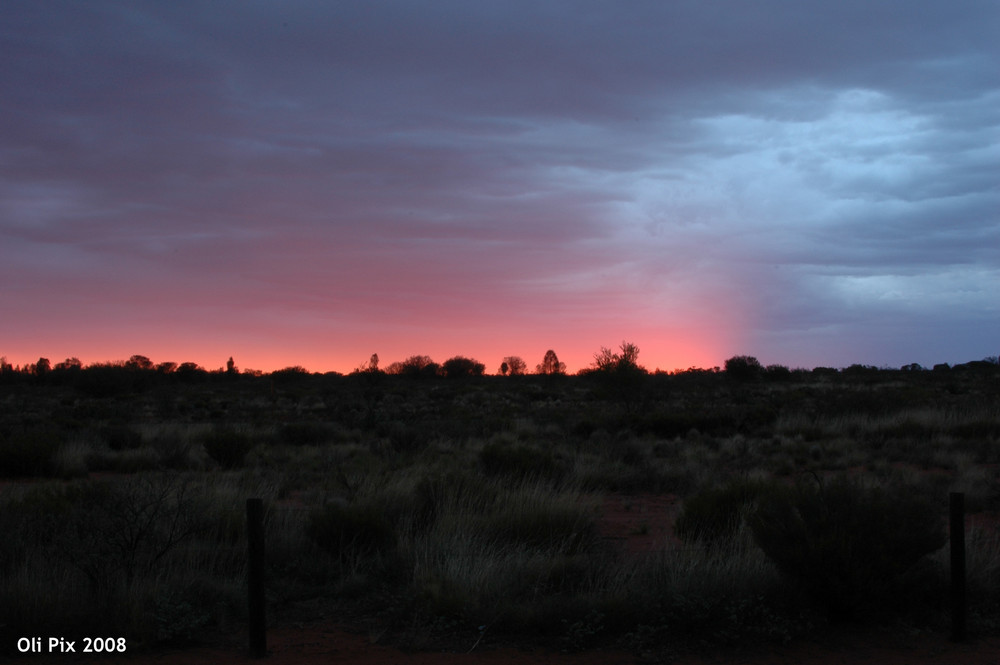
[247, 497, 267, 657]
[950, 492, 966, 642]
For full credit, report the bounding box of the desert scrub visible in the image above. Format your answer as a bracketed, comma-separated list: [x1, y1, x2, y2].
[277, 421, 339, 446]
[614, 525, 799, 648]
[140, 424, 207, 469]
[675, 476, 783, 550]
[0, 474, 218, 651]
[306, 500, 399, 580]
[751, 474, 947, 621]
[0, 426, 62, 477]
[465, 483, 599, 555]
[478, 434, 566, 483]
[405, 478, 604, 631]
[201, 426, 255, 469]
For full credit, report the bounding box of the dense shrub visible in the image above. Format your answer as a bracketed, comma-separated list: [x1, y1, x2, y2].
[377, 419, 434, 453]
[472, 498, 598, 555]
[306, 501, 397, 565]
[440, 356, 486, 378]
[675, 478, 780, 549]
[0, 427, 61, 477]
[725, 356, 764, 381]
[479, 439, 562, 482]
[278, 421, 335, 446]
[750, 475, 947, 621]
[201, 427, 254, 469]
[102, 424, 143, 451]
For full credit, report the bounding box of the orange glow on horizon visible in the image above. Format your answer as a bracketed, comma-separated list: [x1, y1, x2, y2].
[1, 328, 732, 375]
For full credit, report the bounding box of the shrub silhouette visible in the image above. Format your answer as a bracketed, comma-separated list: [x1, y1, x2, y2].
[441, 356, 486, 378]
[590, 341, 643, 374]
[585, 341, 648, 410]
[724, 355, 763, 381]
[386, 355, 440, 378]
[750, 475, 947, 621]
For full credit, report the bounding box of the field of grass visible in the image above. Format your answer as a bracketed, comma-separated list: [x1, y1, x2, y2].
[2, 361, 999, 657]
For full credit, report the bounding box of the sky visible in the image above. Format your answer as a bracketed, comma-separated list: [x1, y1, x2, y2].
[2, 1, 998, 374]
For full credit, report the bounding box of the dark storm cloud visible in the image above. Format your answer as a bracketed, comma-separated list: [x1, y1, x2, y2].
[2, 0, 998, 369]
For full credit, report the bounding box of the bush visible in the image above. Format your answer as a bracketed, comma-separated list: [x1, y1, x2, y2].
[201, 427, 254, 469]
[725, 356, 764, 381]
[376, 419, 434, 453]
[675, 478, 780, 549]
[306, 501, 397, 566]
[479, 439, 562, 482]
[278, 421, 335, 446]
[750, 475, 947, 621]
[0, 428, 61, 477]
[102, 424, 143, 451]
[473, 498, 598, 555]
[441, 356, 486, 378]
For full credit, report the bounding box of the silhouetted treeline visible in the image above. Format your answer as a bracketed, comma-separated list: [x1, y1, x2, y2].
[2, 348, 998, 394]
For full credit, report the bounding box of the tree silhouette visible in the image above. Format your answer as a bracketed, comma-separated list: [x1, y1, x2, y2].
[591, 341, 643, 373]
[34, 357, 51, 376]
[586, 341, 647, 414]
[501, 356, 527, 376]
[441, 356, 486, 378]
[536, 350, 566, 375]
[386, 355, 439, 378]
[724, 355, 763, 381]
[125, 355, 154, 371]
[176, 362, 207, 382]
[54, 357, 82, 372]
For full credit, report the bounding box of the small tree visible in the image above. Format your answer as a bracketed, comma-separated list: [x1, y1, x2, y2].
[587, 341, 647, 413]
[125, 355, 154, 371]
[441, 356, 485, 378]
[502, 356, 527, 376]
[724, 355, 763, 381]
[536, 350, 566, 375]
[54, 357, 82, 372]
[34, 357, 51, 376]
[591, 341, 643, 373]
[386, 355, 439, 378]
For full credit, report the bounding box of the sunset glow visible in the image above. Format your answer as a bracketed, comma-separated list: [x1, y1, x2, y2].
[2, 2, 998, 373]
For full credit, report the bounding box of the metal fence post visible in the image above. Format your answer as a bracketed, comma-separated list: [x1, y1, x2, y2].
[950, 492, 966, 642]
[247, 497, 267, 657]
